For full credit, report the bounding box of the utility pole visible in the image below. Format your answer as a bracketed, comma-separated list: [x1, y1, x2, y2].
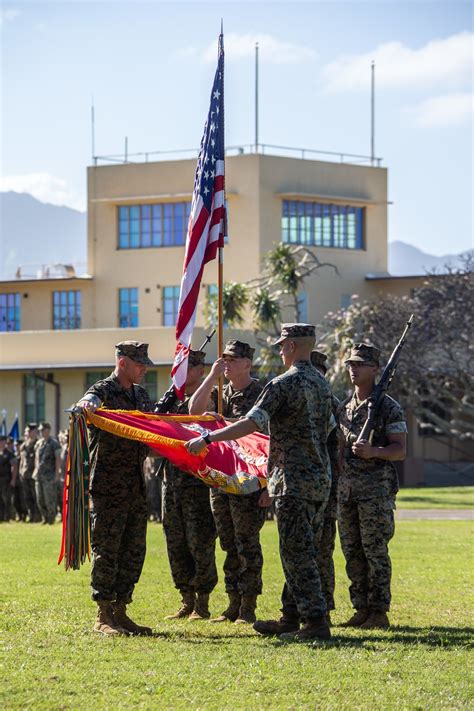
[371, 60, 375, 166]
[255, 42, 259, 153]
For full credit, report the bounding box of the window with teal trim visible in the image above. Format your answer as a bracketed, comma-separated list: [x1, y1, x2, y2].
[282, 200, 364, 249]
[0, 293, 20, 331]
[118, 203, 192, 249]
[163, 286, 180, 327]
[119, 288, 139, 327]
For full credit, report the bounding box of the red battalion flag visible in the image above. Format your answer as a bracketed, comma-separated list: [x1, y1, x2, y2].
[171, 32, 226, 398]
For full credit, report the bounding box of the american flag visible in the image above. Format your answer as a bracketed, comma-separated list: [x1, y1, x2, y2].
[171, 32, 226, 399]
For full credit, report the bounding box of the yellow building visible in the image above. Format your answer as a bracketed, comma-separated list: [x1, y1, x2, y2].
[4, 148, 466, 482]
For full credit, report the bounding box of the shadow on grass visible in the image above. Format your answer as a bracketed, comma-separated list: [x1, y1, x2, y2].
[397, 496, 472, 507]
[268, 625, 474, 650]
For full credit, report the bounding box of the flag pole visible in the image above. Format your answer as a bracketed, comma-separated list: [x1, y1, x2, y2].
[217, 23, 225, 415]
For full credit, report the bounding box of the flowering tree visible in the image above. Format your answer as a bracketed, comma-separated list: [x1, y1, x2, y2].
[317, 257, 474, 441]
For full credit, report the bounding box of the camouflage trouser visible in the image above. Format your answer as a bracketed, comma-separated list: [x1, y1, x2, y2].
[338, 496, 395, 612]
[162, 482, 217, 594]
[21, 477, 38, 521]
[316, 516, 337, 611]
[35, 478, 56, 523]
[90, 472, 147, 603]
[0, 478, 11, 521]
[276, 496, 327, 621]
[211, 488, 266, 596]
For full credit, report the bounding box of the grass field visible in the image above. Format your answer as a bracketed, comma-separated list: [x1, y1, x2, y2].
[397, 486, 474, 510]
[1, 501, 473, 710]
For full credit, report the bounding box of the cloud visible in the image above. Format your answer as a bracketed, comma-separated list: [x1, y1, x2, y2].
[0, 173, 86, 212]
[202, 32, 316, 64]
[406, 92, 474, 127]
[0, 8, 21, 25]
[321, 31, 473, 92]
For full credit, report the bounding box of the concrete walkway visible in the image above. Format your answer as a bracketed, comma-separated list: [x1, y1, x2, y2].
[397, 509, 474, 520]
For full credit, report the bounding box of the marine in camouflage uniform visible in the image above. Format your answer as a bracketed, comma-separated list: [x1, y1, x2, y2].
[0, 435, 16, 522]
[187, 324, 335, 642]
[338, 343, 407, 630]
[33, 423, 61, 524]
[311, 351, 341, 619]
[161, 350, 217, 620]
[188, 340, 267, 624]
[19, 424, 39, 522]
[78, 341, 155, 636]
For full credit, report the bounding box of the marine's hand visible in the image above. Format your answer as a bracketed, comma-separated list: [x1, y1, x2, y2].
[352, 439, 374, 459]
[76, 399, 98, 413]
[258, 488, 271, 508]
[185, 437, 208, 456]
[210, 358, 226, 379]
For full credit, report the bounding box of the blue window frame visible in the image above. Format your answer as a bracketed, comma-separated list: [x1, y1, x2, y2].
[24, 375, 45, 424]
[119, 288, 139, 327]
[0, 293, 20, 331]
[282, 200, 364, 249]
[118, 202, 192, 249]
[53, 290, 81, 330]
[163, 286, 180, 327]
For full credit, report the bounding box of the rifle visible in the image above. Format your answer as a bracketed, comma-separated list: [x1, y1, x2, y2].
[154, 329, 216, 414]
[356, 315, 414, 444]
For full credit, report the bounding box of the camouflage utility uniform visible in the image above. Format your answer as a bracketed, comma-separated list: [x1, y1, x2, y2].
[316, 391, 341, 613]
[33, 436, 60, 524]
[84, 373, 153, 603]
[162, 395, 217, 598]
[248, 360, 333, 622]
[0, 445, 15, 521]
[210, 379, 266, 599]
[19, 439, 38, 522]
[338, 393, 407, 612]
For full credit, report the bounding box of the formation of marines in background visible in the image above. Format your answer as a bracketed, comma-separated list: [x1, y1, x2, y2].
[2, 320, 407, 641]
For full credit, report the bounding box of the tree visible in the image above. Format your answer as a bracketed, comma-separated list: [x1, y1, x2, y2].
[317, 257, 474, 442]
[205, 243, 337, 376]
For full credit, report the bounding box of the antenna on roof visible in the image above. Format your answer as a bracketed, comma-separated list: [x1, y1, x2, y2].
[255, 42, 259, 154]
[370, 61, 375, 166]
[91, 94, 96, 165]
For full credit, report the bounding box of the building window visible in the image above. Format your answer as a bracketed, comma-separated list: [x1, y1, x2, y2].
[0, 293, 20, 332]
[119, 288, 139, 327]
[85, 371, 110, 389]
[118, 202, 192, 249]
[297, 292, 308, 322]
[340, 294, 351, 309]
[24, 375, 45, 424]
[282, 200, 364, 249]
[143, 371, 158, 401]
[53, 291, 81, 330]
[205, 283, 229, 328]
[163, 286, 180, 327]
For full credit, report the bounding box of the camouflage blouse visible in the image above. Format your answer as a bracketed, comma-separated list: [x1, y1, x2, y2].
[211, 379, 264, 419]
[247, 360, 334, 502]
[338, 392, 407, 500]
[84, 372, 153, 491]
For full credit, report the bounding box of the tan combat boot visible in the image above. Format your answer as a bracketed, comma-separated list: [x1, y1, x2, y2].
[188, 593, 210, 620]
[93, 601, 128, 636]
[211, 591, 241, 623]
[165, 591, 196, 620]
[112, 601, 153, 636]
[340, 608, 369, 627]
[235, 594, 257, 624]
[359, 610, 390, 629]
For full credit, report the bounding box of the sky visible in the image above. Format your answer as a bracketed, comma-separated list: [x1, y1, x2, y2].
[1, 0, 473, 256]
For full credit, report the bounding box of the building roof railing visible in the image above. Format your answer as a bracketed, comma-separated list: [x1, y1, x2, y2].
[92, 143, 383, 168]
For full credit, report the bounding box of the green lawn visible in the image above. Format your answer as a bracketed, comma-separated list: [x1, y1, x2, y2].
[397, 486, 474, 510]
[1, 519, 473, 710]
